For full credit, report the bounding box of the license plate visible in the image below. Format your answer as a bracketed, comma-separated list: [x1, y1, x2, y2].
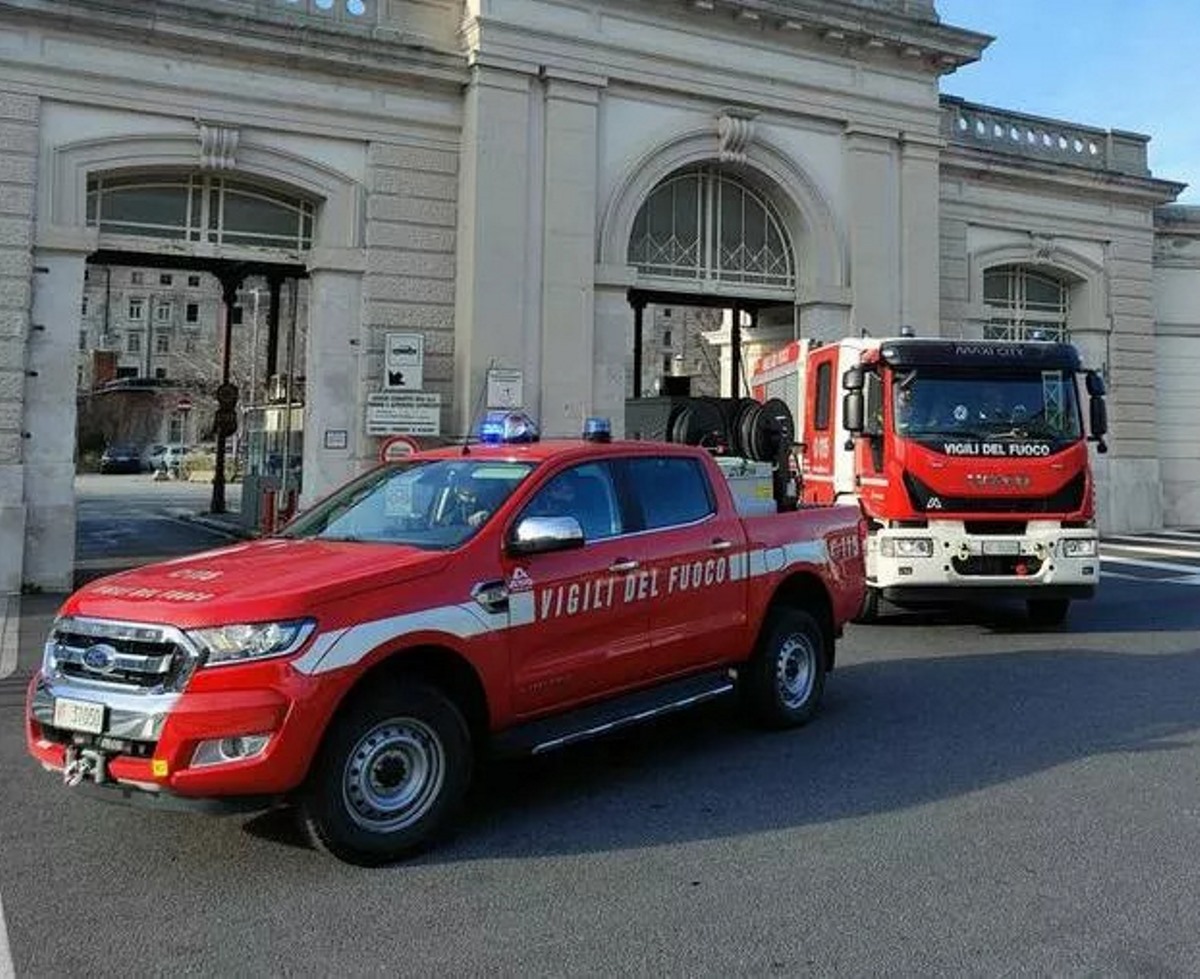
[982, 540, 1020, 556]
[53, 697, 106, 735]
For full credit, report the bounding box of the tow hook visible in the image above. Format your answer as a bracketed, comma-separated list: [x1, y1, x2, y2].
[63, 747, 108, 787]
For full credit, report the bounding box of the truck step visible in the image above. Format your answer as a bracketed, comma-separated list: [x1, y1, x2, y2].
[492, 670, 736, 758]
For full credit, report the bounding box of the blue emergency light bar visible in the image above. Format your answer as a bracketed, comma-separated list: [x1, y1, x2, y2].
[582, 417, 612, 442]
[479, 410, 539, 444]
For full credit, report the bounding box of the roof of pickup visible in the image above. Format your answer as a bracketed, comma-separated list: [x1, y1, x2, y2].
[416, 439, 704, 465]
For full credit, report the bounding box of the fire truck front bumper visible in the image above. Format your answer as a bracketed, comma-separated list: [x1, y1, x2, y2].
[867, 521, 1100, 604]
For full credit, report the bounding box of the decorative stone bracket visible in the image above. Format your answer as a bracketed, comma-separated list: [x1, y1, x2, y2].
[198, 123, 240, 170]
[717, 111, 756, 165]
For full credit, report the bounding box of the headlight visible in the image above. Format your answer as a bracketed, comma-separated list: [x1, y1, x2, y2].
[880, 537, 933, 558]
[1061, 538, 1098, 558]
[189, 619, 316, 667]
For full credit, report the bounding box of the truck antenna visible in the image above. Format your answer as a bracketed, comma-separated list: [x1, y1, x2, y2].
[461, 358, 497, 456]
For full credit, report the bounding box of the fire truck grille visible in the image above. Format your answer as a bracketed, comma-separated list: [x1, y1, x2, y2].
[903, 473, 1086, 515]
[48, 619, 199, 694]
[951, 554, 1046, 577]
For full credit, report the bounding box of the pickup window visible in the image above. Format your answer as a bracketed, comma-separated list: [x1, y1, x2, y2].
[516, 462, 623, 541]
[625, 456, 715, 529]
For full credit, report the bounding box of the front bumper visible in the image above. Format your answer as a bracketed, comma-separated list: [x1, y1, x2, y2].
[867, 521, 1099, 603]
[26, 660, 342, 800]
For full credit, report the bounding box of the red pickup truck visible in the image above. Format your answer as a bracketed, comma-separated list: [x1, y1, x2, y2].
[27, 433, 865, 864]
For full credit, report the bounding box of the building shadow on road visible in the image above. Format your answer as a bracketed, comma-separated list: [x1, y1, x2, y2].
[240, 644, 1200, 865]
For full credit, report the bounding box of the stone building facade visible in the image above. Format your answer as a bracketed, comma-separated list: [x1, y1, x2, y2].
[0, 0, 1196, 593]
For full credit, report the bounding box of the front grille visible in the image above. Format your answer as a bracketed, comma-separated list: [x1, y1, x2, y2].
[904, 472, 1086, 515]
[47, 617, 200, 694]
[964, 521, 1027, 536]
[951, 554, 1045, 577]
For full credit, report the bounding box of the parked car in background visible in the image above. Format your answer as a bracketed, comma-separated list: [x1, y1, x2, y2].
[144, 444, 189, 473]
[142, 443, 166, 472]
[98, 444, 143, 474]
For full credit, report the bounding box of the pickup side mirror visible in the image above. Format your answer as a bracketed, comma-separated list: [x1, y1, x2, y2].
[507, 515, 585, 556]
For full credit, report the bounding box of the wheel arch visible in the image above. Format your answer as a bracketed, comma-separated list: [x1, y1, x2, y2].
[764, 572, 836, 669]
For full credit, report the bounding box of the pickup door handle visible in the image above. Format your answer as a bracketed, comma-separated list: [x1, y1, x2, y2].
[609, 559, 640, 573]
[710, 538, 733, 551]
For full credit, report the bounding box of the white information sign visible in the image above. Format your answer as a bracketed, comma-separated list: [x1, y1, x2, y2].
[384, 332, 425, 391]
[366, 392, 442, 436]
[486, 367, 524, 409]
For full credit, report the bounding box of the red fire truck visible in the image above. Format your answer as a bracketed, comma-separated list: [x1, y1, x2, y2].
[752, 334, 1108, 625]
[27, 417, 865, 865]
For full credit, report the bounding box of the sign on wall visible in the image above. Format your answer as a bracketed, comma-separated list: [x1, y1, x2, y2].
[486, 367, 524, 409]
[366, 391, 442, 436]
[384, 332, 424, 391]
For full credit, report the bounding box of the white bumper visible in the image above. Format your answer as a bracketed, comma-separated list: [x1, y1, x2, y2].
[867, 520, 1099, 600]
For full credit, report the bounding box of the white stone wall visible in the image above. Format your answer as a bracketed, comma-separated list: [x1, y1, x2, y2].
[0, 91, 36, 594]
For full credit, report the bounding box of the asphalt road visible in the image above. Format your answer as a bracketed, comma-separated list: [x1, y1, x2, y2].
[3, 516, 1200, 976]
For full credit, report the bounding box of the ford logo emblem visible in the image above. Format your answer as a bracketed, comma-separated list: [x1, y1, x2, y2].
[82, 643, 118, 674]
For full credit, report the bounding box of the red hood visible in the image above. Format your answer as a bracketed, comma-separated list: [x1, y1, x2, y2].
[63, 538, 451, 629]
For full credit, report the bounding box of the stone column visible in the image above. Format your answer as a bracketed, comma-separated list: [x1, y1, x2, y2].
[0, 90, 37, 594]
[303, 254, 365, 506]
[453, 65, 534, 432]
[900, 137, 941, 333]
[845, 127, 900, 334]
[593, 283, 631, 434]
[539, 73, 602, 437]
[24, 242, 90, 591]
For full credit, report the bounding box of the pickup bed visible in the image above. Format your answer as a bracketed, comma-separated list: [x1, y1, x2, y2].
[28, 438, 865, 864]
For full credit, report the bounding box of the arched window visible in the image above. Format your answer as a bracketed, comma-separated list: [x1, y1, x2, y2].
[983, 265, 1070, 341]
[628, 168, 794, 290]
[86, 172, 315, 250]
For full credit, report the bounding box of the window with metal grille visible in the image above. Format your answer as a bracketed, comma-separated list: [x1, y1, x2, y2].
[86, 172, 315, 251]
[628, 168, 795, 290]
[983, 265, 1069, 341]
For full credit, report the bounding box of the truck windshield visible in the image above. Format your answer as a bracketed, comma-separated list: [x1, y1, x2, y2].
[893, 369, 1083, 442]
[282, 458, 537, 549]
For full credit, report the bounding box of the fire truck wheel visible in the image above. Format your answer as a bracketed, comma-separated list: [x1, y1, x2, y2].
[1026, 598, 1070, 628]
[300, 681, 473, 865]
[740, 606, 827, 729]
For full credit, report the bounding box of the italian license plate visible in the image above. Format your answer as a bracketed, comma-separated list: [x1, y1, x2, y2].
[983, 540, 1020, 556]
[53, 697, 106, 735]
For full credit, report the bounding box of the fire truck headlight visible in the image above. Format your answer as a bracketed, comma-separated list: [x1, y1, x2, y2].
[1061, 538, 1098, 558]
[189, 619, 316, 667]
[881, 538, 934, 558]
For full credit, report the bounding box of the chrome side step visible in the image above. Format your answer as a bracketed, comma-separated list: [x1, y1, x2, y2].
[492, 670, 736, 758]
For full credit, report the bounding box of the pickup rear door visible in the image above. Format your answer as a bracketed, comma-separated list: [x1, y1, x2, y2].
[500, 460, 651, 717]
[621, 455, 749, 680]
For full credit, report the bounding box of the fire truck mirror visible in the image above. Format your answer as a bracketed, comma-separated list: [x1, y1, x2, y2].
[842, 366, 864, 392]
[1089, 396, 1108, 440]
[843, 390, 864, 435]
[1085, 370, 1106, 397]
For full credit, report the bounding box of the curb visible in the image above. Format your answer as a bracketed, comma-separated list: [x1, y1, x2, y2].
[0, 595, 18, 681]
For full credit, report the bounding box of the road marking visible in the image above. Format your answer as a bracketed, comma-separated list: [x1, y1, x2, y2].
[1102, 554, 1200, 578]
[0, 596, 18, 681]
[1102, 569, 1200, 585]
[0, 890, 14, 979]
[1103, 540, 1200, 561]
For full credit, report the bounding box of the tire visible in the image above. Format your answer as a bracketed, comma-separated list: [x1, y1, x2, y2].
[299, 681, 473, 866]
[739, 607, 828, 729]
[853, 587, 881, 624]
[1027, 598, 1070, 628]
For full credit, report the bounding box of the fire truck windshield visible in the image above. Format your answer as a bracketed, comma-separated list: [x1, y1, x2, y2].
[282, 459, 537, 548]
[893, 369, 1083, 443]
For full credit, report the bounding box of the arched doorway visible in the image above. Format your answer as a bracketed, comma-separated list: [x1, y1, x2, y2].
[624, 164, 797, 406]
[80, 168, 315, 519]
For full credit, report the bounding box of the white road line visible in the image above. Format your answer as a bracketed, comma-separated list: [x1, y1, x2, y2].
[1101, 554, 1200, 576]
[1102, 542, 1200, 562]
[1106, 533, 1200, 550]
[0, 596, 19, 681]
[1101, 569, 1200, 585]
[0, 890, 15, 979]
